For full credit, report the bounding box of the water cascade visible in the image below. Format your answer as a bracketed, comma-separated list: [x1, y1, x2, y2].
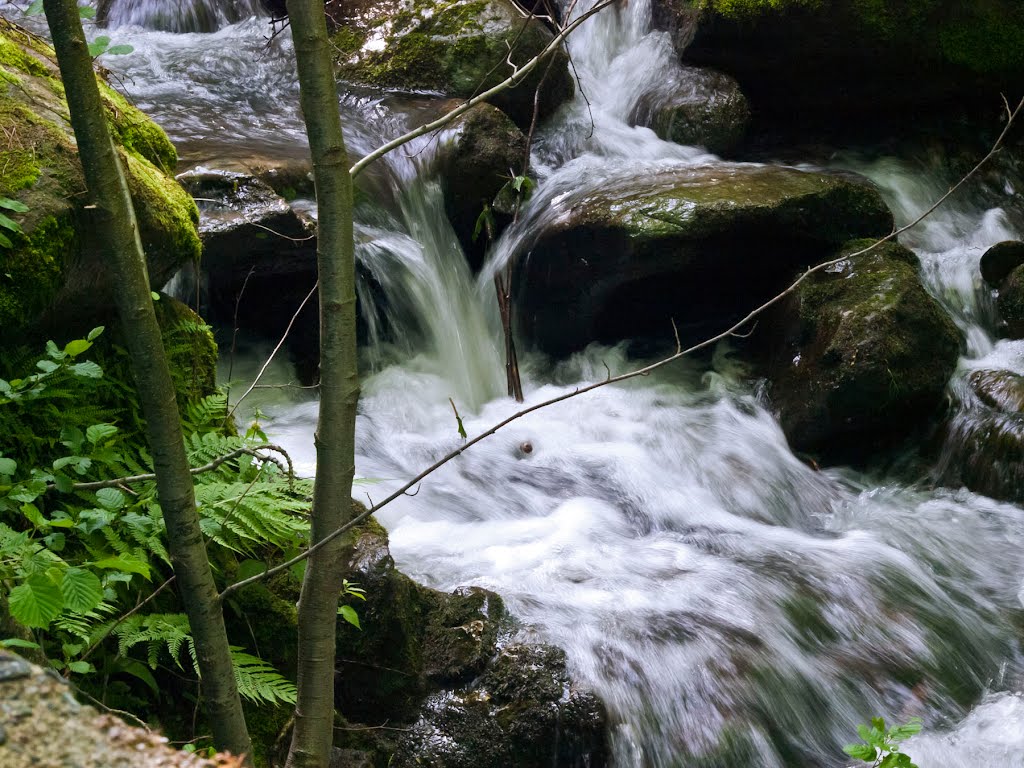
[15, 0, 1024, 764]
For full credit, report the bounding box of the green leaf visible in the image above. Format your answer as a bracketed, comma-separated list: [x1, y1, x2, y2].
[63, 338, 93, 357]
[0, 231, 11, 248]
[338, 605, 361, 629]
[844, 743, 878, 762]
[9, 574, 64, 628]
[0, 638, 41, 650]
[0, 457, 16, 475]
[0, 198, 29, 212]
[0, 212, 23, 233]
[42, 532, 65, 552]
[872, 717, 887, 733]
[36, 359, 59, 373]
[86, 423, 118, 445]
[60, 567, 104, 614]
[25, 0, 43, 14]
[889, 719, 923, 742]
[21, 502, 47, 528]
[69, 361, 103, 378]
[92, 556, 151, 579]
[86, 326, 104, 341]
[106, 44, 134, 55]
[78, 5, 97, 18]
[66, 660, 92, 674]
[150, 291, 160, 301]
[95, 487, 126, 510]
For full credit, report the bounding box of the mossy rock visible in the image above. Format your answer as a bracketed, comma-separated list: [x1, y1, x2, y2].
[671, 0, 1024, 131]
[326, 0, 574, 129]
[433, 101, 527, 270]
[0, 19, 200, 337]
[764, 239, 961, 463]
[515, 164, 893, 356]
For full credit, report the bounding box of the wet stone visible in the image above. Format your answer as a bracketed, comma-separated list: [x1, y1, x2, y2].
[0, 653, 32, 683]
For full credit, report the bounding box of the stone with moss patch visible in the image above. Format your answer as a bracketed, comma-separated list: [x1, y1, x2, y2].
[0, 19, 199, 336]
[325, 0, 574, 129]
[763, 239, 961, 463]
[516, 164, 893, 356]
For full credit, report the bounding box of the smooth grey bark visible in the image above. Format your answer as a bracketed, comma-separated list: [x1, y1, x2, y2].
[283, 0, 359, 766]
[39, 0, 252, 760]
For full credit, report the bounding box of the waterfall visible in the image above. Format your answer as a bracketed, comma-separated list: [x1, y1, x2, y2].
[101, 0, 264, 33]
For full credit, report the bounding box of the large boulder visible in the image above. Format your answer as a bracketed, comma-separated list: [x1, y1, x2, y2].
[513, 163, 893, 356]
[325, 0, 574, 129]
[761, 240, 961, 463]
[980, 240, 1024, 288]
[657, 0, 1024, 131]
[997, 264, 1024, 339]
[0, 20, 200, 337]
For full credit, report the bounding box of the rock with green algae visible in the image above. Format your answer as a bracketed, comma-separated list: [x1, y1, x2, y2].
[325, 0, 574, 129]
[661, 0, 1024, 130]
[762, 239, 961, 464]
[515, 163, 893, 356]
[0, 19, 200, 337]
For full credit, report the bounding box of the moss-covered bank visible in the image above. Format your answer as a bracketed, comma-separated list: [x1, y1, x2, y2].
[0, 19, 200, 336]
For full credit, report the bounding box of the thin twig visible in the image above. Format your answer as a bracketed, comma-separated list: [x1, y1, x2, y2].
[63, 445, 295, 492]
[227, 281, 319, 420]
[219, 94, 1024, 602]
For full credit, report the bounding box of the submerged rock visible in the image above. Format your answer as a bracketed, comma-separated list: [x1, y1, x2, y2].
[762, 240, 961, 463]
[515, 164, 893, 356]
[0, 21, 200, 337]
[325, 0, 574, 129]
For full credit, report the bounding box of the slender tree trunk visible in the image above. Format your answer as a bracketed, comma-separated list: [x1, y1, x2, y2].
[284, 0, 359, 765]
[40, 1, 252, 760]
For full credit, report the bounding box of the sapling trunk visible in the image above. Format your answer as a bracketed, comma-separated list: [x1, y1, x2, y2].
[40, 0, 252, 760]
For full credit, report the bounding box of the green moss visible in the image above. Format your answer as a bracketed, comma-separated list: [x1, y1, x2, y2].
[123, 151, 202, 269]
[0, 214, 73, 330]
[154, 296, 219, 404]
[101, 85, 178, 174]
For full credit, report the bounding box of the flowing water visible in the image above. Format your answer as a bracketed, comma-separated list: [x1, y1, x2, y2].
[9, 0, 1024, 764]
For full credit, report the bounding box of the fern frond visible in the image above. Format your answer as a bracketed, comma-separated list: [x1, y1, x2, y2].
[230, 648, 297, 705]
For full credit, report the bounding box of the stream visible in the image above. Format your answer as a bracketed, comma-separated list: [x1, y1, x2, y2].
[12, 0, 1024, 764]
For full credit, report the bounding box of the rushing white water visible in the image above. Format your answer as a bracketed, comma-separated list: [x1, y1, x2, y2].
[13, 0, 1024, 763]
[102, 0, 263, 34]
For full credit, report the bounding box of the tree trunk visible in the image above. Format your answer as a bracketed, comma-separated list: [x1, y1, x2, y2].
[284, 0, 359, 765]
[40, 1, 252, 760]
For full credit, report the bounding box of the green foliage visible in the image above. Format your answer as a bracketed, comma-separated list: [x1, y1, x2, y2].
[337, 579, 366, 630]
[0, 195, 28, 248]
[1, 331, 311, 710]
[844, 717, 922, 768]
[87, 35, 134, 58]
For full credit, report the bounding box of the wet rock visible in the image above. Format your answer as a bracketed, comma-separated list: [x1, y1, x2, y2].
[0, 653, 31, 683]
[938, 369, 1024, 503]
[662, 0, 1024, 133]
[515, 164, 893, 356]
[391, 644, 607, 768]
[637, 67, 750, 155]
[980, 240, 1024, 287]
[306, 514, 607, 767]
[997, 263, 1024, 338]
[0, 22, 200, 338]
[325, 0, 574, 129]
[433, 102, 528, 270]
[763, 240, 961, 464]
